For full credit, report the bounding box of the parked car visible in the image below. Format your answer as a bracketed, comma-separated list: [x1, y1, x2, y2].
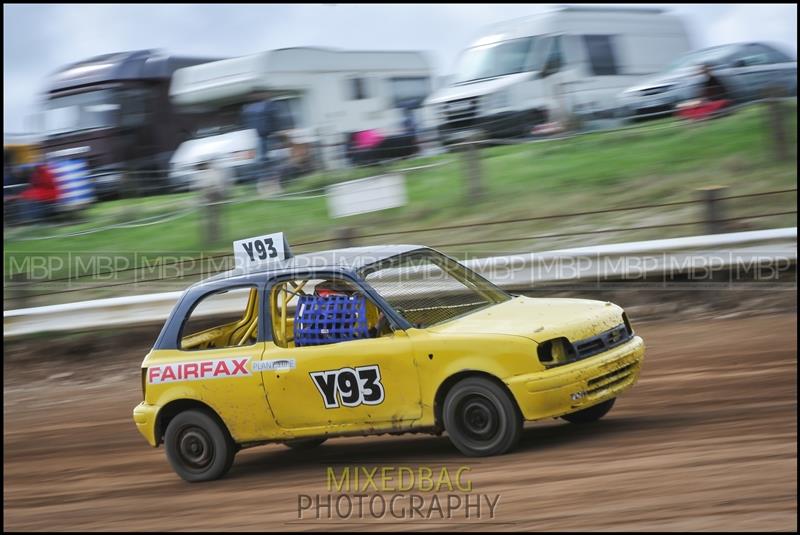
[133, 239, 645, 482]
[618, 42, 797, 120]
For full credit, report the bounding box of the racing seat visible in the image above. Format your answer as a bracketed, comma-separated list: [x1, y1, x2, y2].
[293, 294, 371, 347]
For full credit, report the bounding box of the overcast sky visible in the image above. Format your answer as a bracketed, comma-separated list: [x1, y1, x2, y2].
[3, 3, 797, 132]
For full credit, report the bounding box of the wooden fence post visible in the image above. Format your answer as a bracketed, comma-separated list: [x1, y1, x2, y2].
[461, 134, 484, 202]
[697, 186, 729, 235]
[335, 227, 356, 248]
[764, 89, 789, 162]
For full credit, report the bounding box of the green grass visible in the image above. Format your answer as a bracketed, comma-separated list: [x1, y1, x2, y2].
[4, 102, 797, 305]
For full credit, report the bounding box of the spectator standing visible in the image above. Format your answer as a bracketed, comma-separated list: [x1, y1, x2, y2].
[18, 163, 60, 223]
[699, 64, 730, 101]
[241, 91, 278, 172]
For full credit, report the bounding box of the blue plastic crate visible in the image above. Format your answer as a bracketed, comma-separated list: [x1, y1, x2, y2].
[294, 294, 370, 347]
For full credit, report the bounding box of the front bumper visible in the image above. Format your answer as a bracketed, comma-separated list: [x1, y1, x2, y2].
[627, 102, 677, 121]
[506, 336, 645, 421]
[438, 109, 532, 143]
[133, 402, 160, 447]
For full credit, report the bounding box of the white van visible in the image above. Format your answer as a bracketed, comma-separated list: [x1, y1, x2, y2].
[423, 6, 691, 142]
[169, 47, 434, 173]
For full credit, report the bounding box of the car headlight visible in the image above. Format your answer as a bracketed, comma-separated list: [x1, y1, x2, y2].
[537, 337, 577, 366]
[622, 312, 634, 336]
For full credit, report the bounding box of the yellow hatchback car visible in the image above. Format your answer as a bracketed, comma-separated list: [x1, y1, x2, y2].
[133, 245, 645, 481]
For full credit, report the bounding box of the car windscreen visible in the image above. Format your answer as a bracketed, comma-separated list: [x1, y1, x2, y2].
[360, 250, 511, 328]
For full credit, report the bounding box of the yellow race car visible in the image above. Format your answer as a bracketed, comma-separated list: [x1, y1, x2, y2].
[133, 243, 644, 482]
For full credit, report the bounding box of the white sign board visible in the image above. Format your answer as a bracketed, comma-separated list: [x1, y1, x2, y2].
[233, 232, 290, 271]
[326, 173, 408, 219]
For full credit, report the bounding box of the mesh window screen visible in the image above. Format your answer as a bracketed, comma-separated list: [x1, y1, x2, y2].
[294, 294, 370, 347]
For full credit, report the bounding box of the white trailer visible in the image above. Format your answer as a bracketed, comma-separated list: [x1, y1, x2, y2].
[169, 47, 434, 174]
[423, 6, 692, 142]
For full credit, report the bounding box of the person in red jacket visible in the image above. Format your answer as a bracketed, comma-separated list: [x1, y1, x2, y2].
[18, 163, 60, 223]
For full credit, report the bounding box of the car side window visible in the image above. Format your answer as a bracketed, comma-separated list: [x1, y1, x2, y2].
[270, 277, 394, 349]
[740, 50, 770, 66]
[732, 44, 780, 67]
[582, 35, 618, 76]
[180, 286, 259, 350]
[746, 44, 793, 65]
[119, 89, 150, 127]
[541, 35, 563, 76]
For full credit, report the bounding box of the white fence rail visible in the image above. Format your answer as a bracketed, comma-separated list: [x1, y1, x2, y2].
[4, 227, 796, 338]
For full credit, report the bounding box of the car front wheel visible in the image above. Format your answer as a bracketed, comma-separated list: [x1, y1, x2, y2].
[443, 377, 522, 457]
[561, 397, 616, 424]
[164, 409, 236, 482]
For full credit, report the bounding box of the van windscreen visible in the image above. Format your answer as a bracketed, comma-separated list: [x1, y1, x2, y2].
[454, 37, 537, 84]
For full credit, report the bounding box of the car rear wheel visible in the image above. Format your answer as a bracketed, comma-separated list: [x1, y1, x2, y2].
[561, 397, 616, 424]
[165, 409, 236, 482]
[443, 377, 522, 457]
[284, 438, 327, 450]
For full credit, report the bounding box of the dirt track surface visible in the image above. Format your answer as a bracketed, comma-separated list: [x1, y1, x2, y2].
[3, 314, 797, 531]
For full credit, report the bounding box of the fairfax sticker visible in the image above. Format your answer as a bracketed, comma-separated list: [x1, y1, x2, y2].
[253, 358, 296, 371]
[147, 357, 251, 384]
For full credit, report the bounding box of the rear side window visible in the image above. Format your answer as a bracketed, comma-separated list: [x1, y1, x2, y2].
[583, 35, 618, 75]
[743, 44, 793, 65]
[180, 286, 259, 350]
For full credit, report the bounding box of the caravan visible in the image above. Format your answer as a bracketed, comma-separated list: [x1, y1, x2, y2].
[423, 6, 691, 142]
[168, 47, 434, 185]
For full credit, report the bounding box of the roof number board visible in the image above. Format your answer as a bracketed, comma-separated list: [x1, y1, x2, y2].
[233, 232, 292, 270]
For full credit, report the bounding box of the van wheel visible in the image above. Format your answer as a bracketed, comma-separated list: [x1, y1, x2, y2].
[284, 438, 327, 450]
[562, 397, 616, 424]
[165, 409, 236, 482]
[443, 377, 522, 457]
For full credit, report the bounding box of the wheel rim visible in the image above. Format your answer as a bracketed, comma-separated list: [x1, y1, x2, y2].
[177, 427, 214, 470]
[457, 394, 500, 441]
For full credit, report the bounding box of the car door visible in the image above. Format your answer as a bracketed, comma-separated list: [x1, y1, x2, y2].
[259, 276, 422, 431]
[537, 35, 579, 121]
[163, 285, 275, 441]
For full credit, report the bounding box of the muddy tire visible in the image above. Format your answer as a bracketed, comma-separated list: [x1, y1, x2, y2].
[284, 438, 327, 450]
[562, 397, 616, 424]
[443, 377, 522, 457]
[164, 409, 236, 482]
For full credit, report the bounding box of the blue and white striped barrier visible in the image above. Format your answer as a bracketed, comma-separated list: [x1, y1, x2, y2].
[52, 158, 95, 209]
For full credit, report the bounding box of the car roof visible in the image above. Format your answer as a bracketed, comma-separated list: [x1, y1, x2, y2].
[193, 244, 428, 289]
